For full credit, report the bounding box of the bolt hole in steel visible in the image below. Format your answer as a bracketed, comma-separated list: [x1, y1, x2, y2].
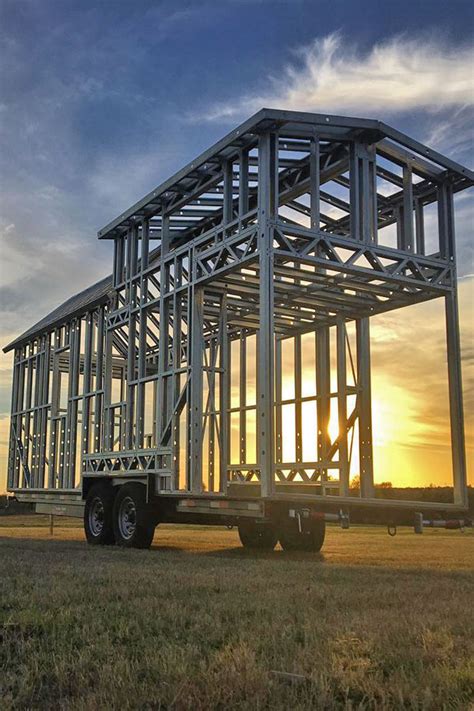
[89, 497, 105, 536]
[118, 496, 137, 540]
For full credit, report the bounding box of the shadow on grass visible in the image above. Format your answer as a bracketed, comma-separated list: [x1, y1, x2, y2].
[1, 530, 472, 575]
[2, 533, 473, 587]
[175, 545, 327, 563]
[0, 531, 327, 562]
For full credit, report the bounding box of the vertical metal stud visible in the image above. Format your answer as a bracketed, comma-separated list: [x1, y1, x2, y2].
[239, 333, 246, 465]
[337, 321, 350, 496]
[401, 165, 414, 252]
[316, 327, 330, 487]
[310, 133, 320, 230]
[294, 335, 303, 464]
[356, 318, 374, 498]
[257, 131, 277, 497]
[189, 285, 204, 493]
[219, 293, 230, 492]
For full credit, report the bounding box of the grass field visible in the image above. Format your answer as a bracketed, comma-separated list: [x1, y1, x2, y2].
[1, 517, 473, 710]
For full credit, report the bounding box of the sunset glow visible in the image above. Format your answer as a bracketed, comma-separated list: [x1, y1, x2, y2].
[223, 285, 472, 491]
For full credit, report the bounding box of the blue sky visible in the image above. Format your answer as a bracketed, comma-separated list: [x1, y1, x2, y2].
[0, 0, 473, 488]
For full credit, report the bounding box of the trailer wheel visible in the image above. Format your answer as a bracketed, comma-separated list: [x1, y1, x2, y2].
[84, 483, 116, 545]
[279, 519, 326, 552]
[113, 483, 155, 549]
[238, 521, 277, 550]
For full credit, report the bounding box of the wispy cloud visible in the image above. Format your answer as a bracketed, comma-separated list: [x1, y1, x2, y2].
[0, 220, 109, 339]
[424, 106, 474, 157]
[195, 32, 474, 121]
[0, 3, 204, 352]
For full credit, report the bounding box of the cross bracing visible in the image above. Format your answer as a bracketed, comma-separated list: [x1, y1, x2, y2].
[4, 109, 472, 510]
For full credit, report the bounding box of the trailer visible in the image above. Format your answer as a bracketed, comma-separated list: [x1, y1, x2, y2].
[4, 109, 472, 550]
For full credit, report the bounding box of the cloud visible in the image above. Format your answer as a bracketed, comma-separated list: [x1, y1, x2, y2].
[425, 107, 474, 158]
[0, 219, 109, 344]
[190, 30, 474, 275]
[195, 32, 474, 121]
[87, 143, 188, 217]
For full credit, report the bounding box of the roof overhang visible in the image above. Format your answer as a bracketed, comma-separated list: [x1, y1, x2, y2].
[97, 108, 474, 241]
[3, 275, 114, 353]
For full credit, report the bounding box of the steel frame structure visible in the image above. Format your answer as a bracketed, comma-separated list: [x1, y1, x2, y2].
[4, 109, 473, 519]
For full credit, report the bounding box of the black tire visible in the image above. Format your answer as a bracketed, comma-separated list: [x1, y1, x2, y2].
[238, 521, 278, 550]
[279, 519, 326, 552]
[84, 482, 116, 545]
[113, 483, 155, 549]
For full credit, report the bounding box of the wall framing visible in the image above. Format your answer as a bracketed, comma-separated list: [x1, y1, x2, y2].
[4, 109, 472, 511]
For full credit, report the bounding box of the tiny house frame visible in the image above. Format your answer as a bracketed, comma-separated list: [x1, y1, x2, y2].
[4, 110, 472, 544]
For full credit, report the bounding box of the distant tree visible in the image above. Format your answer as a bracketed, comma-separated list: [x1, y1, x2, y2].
[350, 475, 360, 490]
[349, 477, 393, 490]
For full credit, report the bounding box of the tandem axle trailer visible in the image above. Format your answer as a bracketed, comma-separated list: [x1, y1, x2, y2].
[4, 109, 472, 550]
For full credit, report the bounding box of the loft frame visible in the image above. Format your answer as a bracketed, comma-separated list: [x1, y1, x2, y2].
[5, 109, 472, 509]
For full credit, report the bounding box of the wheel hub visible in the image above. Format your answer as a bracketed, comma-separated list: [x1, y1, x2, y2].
[89, 497, 104, 536]
[118, 496, 137, 540]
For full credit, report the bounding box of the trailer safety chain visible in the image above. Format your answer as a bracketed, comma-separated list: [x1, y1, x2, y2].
[387, 524, 397, 537]
[296, 511, 302, 533]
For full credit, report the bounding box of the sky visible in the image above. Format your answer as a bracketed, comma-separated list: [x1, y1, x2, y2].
[0, 0, 473, 493]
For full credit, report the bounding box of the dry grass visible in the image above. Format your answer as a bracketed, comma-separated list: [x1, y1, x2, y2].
[1, 516, 473, 710]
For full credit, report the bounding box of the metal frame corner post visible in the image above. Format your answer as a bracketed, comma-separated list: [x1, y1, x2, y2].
[445, 289, 468, 507]
[440, 185, 467, 508]
[257, 130, 277, 497]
